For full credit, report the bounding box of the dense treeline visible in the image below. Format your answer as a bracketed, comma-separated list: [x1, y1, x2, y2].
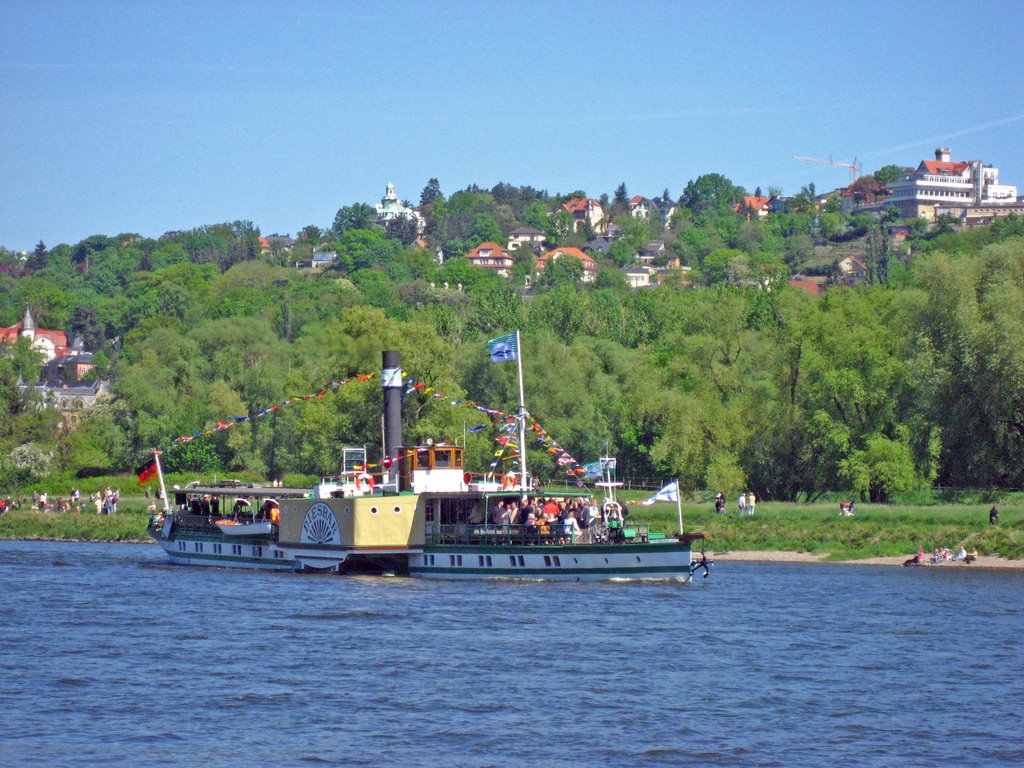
[2, 176, 1023, 501]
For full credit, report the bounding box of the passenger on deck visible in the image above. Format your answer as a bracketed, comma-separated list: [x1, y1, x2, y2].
[543, 498, 560, 522]
[563, 511, 581, 543]
[506, 501, 519, 525]
[525, 510, 538, 543]
[491, 501, 506, 525]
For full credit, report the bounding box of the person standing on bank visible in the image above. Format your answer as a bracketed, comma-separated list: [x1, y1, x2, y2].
[747, 491, 756, 516]
[989, 505, 1000, 525]
[738, 492, 746, 517]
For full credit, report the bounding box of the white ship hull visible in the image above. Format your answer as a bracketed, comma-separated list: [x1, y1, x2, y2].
[156, 534, 298, 571]
[411, 540, 695, 581]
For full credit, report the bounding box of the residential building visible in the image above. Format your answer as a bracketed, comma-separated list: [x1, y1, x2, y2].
[621, 266, 652, 289]
[653, 196, 678, 229]
[628, 196, 656, 219]
[294, 252, 337, 269]
[637, 241, 667, 265]
[560, 198, 605, 233]
[536, 247, 599, 282]
[885, 147, 1018, 221]
[507, 227, 545, 252]
[837, 256, 868, 286]
[466, 242, 515, 277]
[0, 307, 70, 362]
[739, 195, 774, 219]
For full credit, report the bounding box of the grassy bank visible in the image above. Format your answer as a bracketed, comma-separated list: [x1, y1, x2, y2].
[2, 495, 1021, 561]
[630, 500, 1023, 560]
[0, 502, 153, 542]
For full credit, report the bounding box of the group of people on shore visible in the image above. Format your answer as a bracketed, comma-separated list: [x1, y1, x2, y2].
[713, 492, 757, 515]
[0, 488, 121, 516]
[904, 544, 978, 566]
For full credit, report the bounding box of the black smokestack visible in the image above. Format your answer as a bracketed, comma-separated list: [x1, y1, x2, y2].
[381, 350, 403, 487]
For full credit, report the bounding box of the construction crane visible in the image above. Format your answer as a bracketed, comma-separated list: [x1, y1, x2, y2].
[794, 155, 861, 183]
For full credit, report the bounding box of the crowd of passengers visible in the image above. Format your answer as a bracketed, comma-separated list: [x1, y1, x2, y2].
[470, 496, 626, 544]
[172, 494, 278, 522]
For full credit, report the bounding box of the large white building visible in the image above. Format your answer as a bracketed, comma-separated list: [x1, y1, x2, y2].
[886, 147, 1018, 221]
[375, 183, 425, 233]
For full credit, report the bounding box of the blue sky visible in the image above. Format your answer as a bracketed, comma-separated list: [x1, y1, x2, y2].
[2, 1, 1023, 250]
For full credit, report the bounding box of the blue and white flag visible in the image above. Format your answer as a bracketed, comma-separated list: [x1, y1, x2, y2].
[643, 480, 679, 505]
[582, 461, 604, 479]
[486, 332, 519, 364]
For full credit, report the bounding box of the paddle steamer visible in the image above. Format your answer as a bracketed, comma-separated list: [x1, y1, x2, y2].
[149, 351, 705, 581]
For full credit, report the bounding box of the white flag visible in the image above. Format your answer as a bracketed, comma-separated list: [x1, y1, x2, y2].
[643, 480, 679, 505]
[486, 332, 519, 364]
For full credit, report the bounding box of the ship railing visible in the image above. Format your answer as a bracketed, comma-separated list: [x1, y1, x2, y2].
[425, 523, 652, 546]
[168, 513, 277, 538]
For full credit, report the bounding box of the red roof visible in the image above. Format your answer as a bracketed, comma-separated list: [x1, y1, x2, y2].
[921, 160, 971, 175]
[466, 243, 513, 270]
[788, 279, 822, 296]
[628, 195, 649, 206]
[466, 242, 509, 260]
[742, 195, 773, 211]
[561, 198, 601, 214]
[537, 247, 597, 270]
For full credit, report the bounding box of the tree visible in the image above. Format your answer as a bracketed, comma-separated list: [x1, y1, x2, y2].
[873, 165, 903, 185]
[681, 173, 744, 214]
[332, 203, 377, 235]
[469, 212, 503, 247]
[783, 234, 814, 271]
[840, 434, 922, 502]
[701, 248, 747, 286]
[536, 255, 583, 289]
[384, 215, 420, 244]
[27, 241, 47, 271]
[419, 178, 443, 207]
[613, 183, 628, 205]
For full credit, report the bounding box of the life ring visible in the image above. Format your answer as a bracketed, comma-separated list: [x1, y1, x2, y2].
[463, 472, 472, 486]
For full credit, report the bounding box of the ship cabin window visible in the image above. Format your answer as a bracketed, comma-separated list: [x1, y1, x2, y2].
[553, 556, 561, 567]
[457, 555, 463, 566]
[178, 541, 186, 552]
[233, 545, 242, 555]
[486, 555, 492, 567]
[478, 555, 485, 567]
[450, 555, 456, 566]
[509, 555, 517, 567]
[254, 546, 263, 557]
[195, 542, 203, 553]
[412, 446, 463, 470]
[518, 555, 525, 566]
[544, 555, 551, 567]
[213, 543, 221, 554]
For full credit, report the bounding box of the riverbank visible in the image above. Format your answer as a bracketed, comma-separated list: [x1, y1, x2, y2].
[713, 549, 1023, 569]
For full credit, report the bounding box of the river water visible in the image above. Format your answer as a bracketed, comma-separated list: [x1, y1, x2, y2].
[0, 541, 1021, 767]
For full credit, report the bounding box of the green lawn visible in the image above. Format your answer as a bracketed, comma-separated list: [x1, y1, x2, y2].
[3, 494, 1020, 561]
[627, 499, 1022, 560]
